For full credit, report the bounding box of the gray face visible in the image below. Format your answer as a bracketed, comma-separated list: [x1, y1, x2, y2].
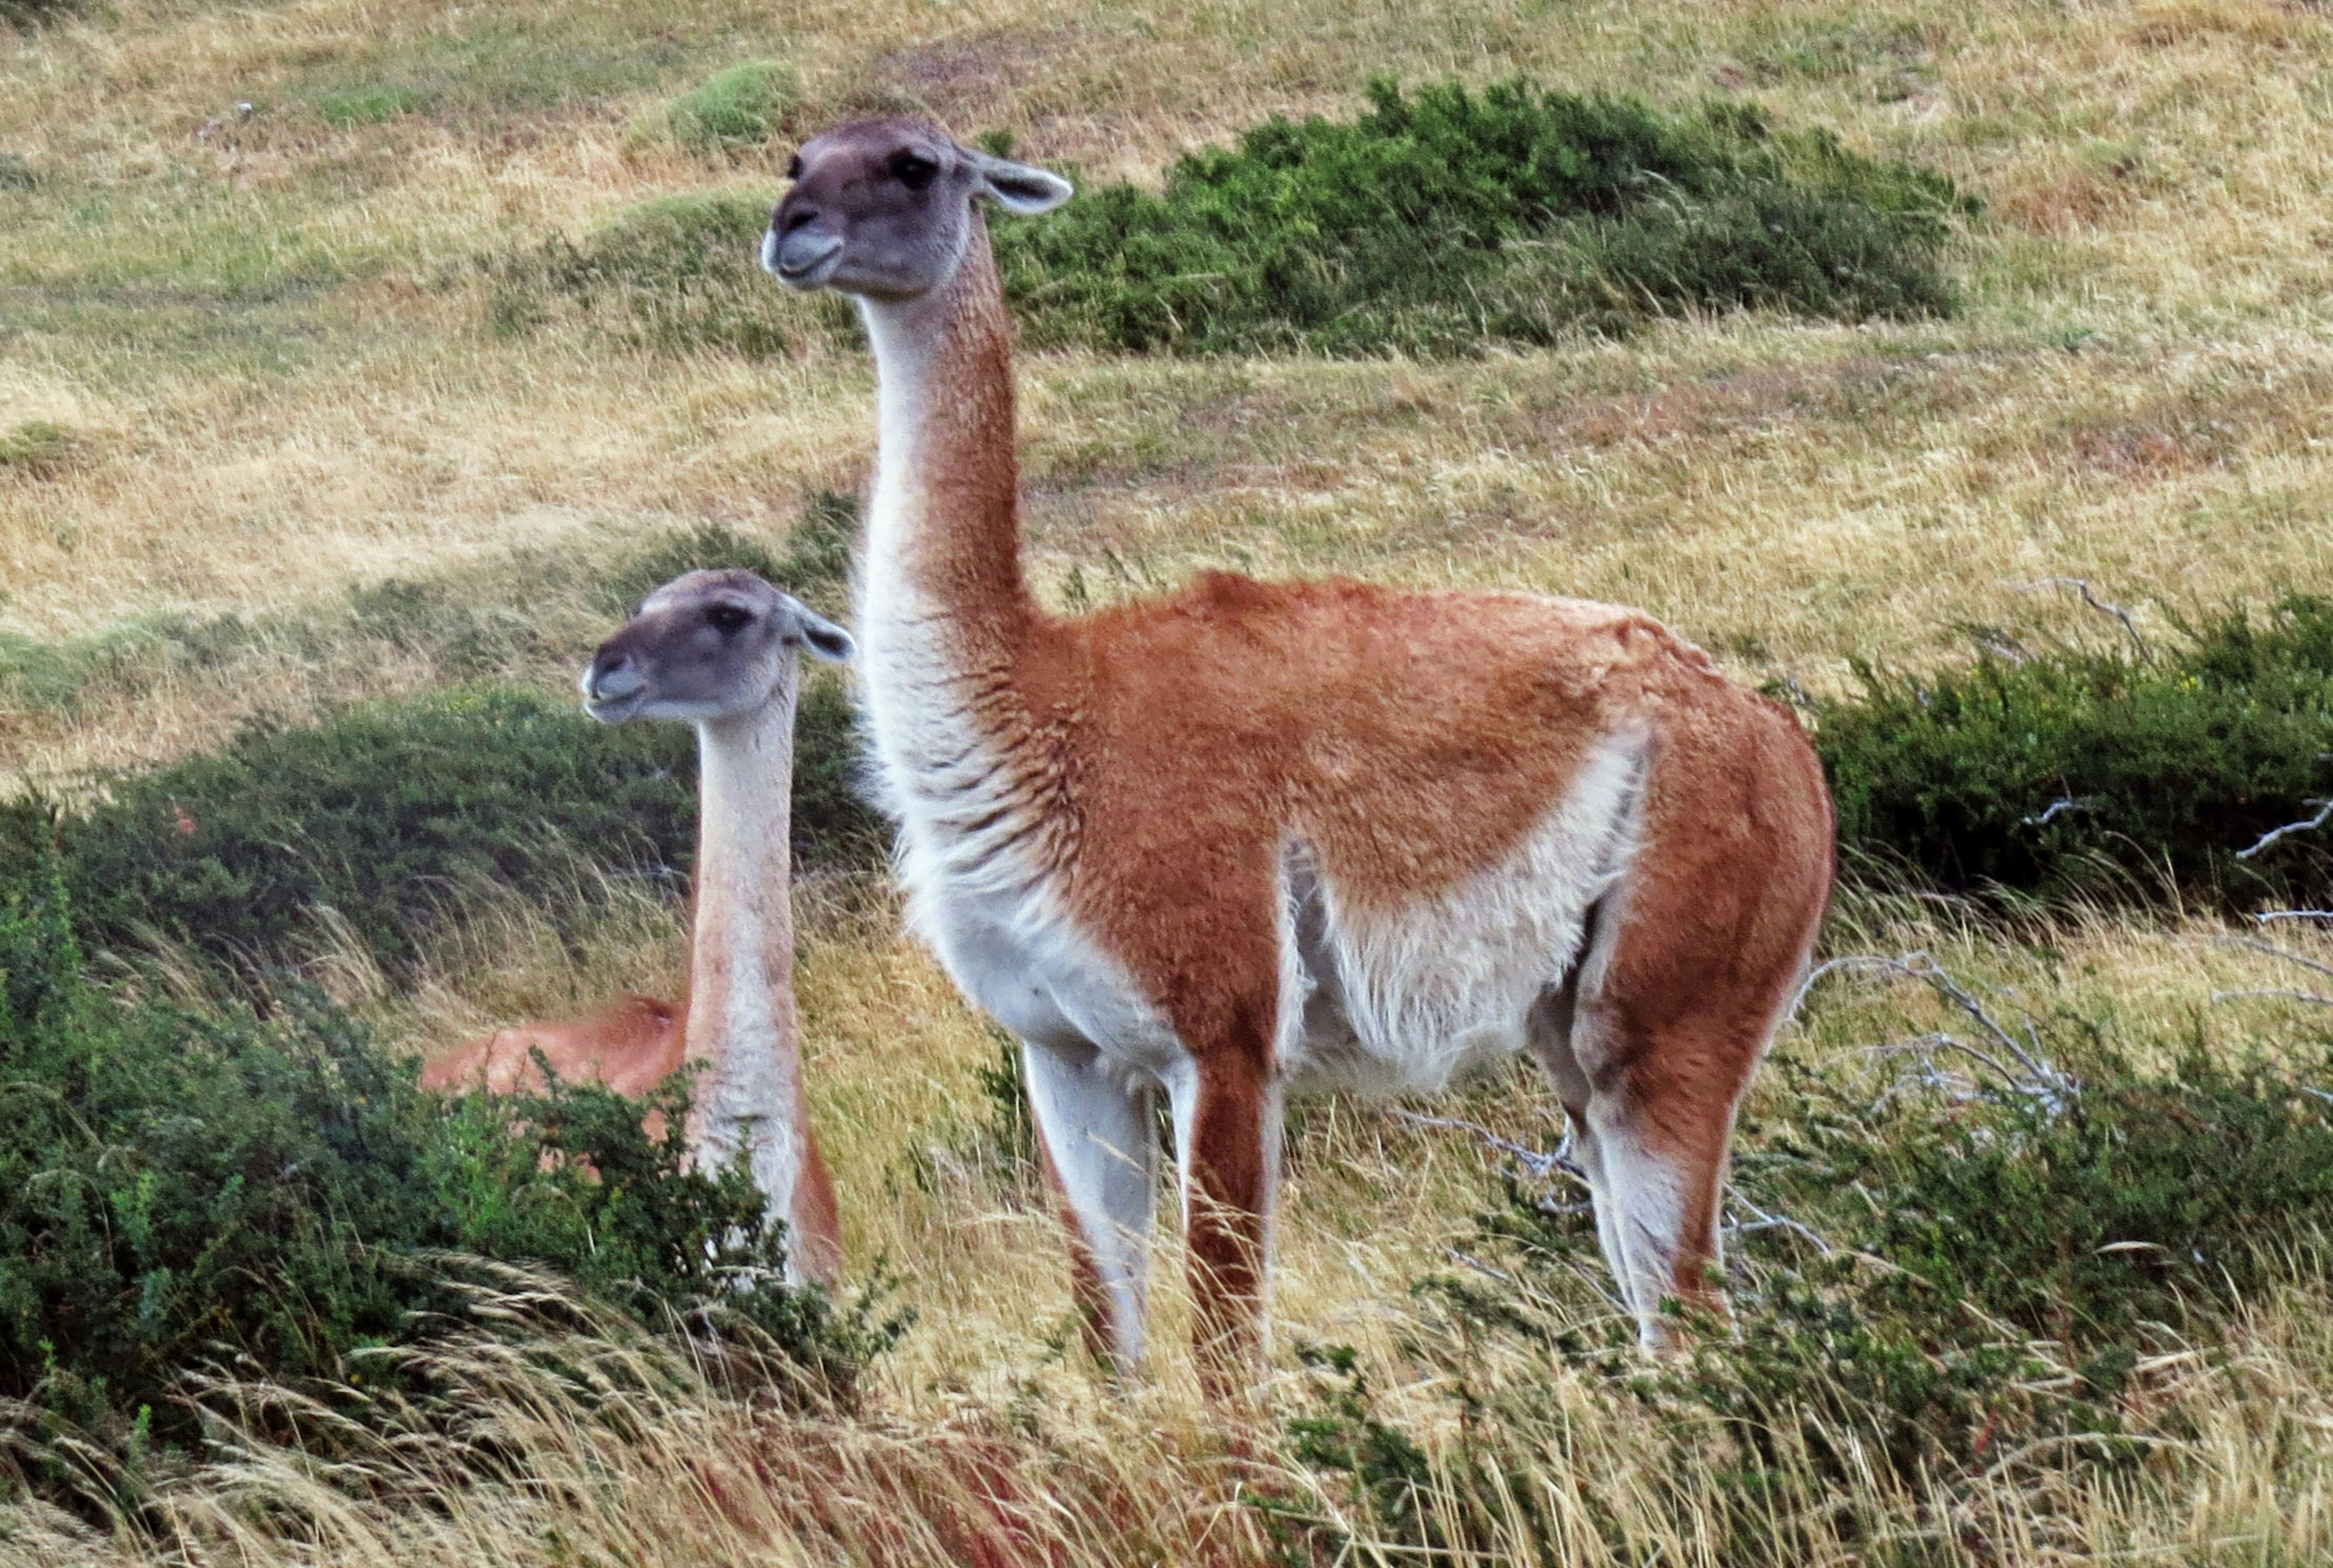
[761, 117, 1072, 301]
[581, 569, 853, 725]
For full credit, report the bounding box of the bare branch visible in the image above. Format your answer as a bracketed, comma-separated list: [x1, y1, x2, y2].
[1390, 1109, 1590, 1188]
[2213, 935, 2333, 985]
[2210, 988, 2333, 1008]
[2017, 577, 2150, 660]
[2236, 801, 2333, 860]
[2021, 796, 2097, 827]
[2255, 910, 2333, 926]
[1790, 951, 2074, 1107]
[1725, 1191, 1835, 1256]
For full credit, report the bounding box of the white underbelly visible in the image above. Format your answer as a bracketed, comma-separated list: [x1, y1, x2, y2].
[1277, 732, 1649, 1098]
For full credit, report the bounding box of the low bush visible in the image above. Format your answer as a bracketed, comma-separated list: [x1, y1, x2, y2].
[1288, 991, 2333, 1562]
[997, 77, 1971, 356]
[666, 61, 799, 152]
[1817, 595, 2333, 911]
[484, 192, 841, 357]
[0, 872, 900, 1507]
[0, 679, 881, 984]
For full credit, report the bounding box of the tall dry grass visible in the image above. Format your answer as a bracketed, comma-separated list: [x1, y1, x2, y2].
[7, 0, 2333, 1559]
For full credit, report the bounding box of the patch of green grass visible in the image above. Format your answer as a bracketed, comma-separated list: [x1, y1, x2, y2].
[484, 191, 839, 357]
[0, 152, 34, 190]
[298, 21, 693, 126]
[996, 77, 1973, 357]
[666, 61, 800, 152]
[0, 870, 900, 1513]
[314, 86, 422, 127]
[1817, 595, 2333, 912]
[0, 612, 255, 716]
[0, 419, 79, 476]
[605, 498, 857, 619]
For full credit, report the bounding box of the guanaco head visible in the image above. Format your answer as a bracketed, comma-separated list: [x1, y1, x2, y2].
[762, 117, 1072, 300]
[581, 569, 852, 725]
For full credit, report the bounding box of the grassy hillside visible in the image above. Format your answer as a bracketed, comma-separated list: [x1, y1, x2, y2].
[5, 0, 2333, 1562]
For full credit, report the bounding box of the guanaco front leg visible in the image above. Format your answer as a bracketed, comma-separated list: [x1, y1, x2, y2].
[1023, 1041, 1158, 1377]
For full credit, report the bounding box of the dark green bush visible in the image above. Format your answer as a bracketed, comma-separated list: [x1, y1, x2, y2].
[1818, 596, 2333, 911]
[1287, 1013, 2333, 1563]
[0, 680, 881, 984]
[997, 78, 1970, 357]
[0, 871, 899, 1502]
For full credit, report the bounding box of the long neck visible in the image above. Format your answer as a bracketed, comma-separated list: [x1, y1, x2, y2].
[683, 693, 805, 1226]
[857, 217, 1033, 660]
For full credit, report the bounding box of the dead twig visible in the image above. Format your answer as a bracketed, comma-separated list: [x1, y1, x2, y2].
[2213, 935, 2333, 985]
[2210, 988, 2333, 1008]
[2236, 801, 2333, 860]
[1390, 1109, 1590, 1189]
[2021, 796, 2097, 827]
[2017, 577, 2150, 661]
[1726, 1191, 1835, 1256]
[2254, 909, 2333, 925]
[1791, 951, 2075, 1111]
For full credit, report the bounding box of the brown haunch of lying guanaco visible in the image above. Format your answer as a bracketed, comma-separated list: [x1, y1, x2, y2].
[763, 120, 1836, 1396]
[422, 572, 853, 1287]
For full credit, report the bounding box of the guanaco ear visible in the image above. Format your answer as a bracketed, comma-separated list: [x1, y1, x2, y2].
[785, 600, 855, 663]
[966, 149, 1073, 215]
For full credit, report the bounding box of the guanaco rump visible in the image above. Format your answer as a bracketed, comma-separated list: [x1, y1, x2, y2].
[764, 119, 1835, 1391]
[423, 570, 854, 1287]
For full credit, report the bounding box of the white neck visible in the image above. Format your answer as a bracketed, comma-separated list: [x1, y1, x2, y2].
[684, 691, 805, 1233]
[858, 293, 944, 643]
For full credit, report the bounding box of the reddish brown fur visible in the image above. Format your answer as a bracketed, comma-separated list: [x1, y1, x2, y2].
[782, 120, 1835, 1391]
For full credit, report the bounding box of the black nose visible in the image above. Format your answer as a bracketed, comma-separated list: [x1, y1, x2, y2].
[780, 205, 820, 236]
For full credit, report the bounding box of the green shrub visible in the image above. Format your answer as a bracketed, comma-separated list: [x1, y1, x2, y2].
[1285, 1008, 2333, 1563]
[996, 78, 1970, 357]
[0, 872, 900, 1505]
[667, 61, 799, 152]
[0, 680, 881, 984]
[1817, 596, 2333, 911]
[484, 191, 835, 356]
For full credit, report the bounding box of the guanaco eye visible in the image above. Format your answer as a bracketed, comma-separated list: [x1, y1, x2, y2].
[888, 150, 939, 190]
[786, 154, 803, 179]
[705, 604, 753, 634]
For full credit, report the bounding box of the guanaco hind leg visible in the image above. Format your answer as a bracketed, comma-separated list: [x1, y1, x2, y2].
[1533, 878, 1821, 1346]
[1023, 1041, 1158, 1375]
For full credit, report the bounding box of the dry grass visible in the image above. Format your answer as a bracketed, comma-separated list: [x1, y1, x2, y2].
[6, 0, 2333, 1559]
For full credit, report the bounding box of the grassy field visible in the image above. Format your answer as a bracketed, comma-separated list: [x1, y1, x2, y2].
[6, 0, 2333, 1561]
